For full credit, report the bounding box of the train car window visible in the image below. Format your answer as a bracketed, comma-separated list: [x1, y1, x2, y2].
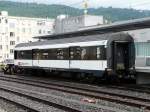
[42, 52, 48, 59]
[97, 46, 106, 60]
[56, 48, 68, 60]
[76, 47, 81, 60]
[33, 53, 37, 60]
[81, 48, 87, 60]
[70, 48, 74, 60]
[81, 46, 98, 60]
[16, 50, 32, 59]
[17, 51, 24, 59]
[33, 50, 39, 60]
[40, 49, 48, 60]
[48, 49, 56, 60]
[24, 50, 32, 59]
[97, 47, 101, 59]
[63, 48, 69, 60]
[37, 53, 40, 60]
[43, 53, 48, 58]
[37, 52, 42, 60]
[57, 49, 64, 60]
[16, 51, 20, 59]
[20, 51, 24, 59]
[89, 46, 97, 60]
[70, 47, 81, 60]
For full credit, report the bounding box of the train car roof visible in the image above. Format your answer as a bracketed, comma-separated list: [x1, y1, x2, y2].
[16, 33, 131, 48]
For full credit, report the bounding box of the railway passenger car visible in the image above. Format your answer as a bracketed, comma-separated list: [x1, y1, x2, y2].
[14, 32, 135, 79]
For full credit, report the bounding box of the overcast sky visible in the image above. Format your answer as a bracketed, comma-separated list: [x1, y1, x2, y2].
[2, 0, 150, 10]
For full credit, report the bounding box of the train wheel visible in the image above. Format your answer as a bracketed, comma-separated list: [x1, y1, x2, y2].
[71, 72, 78, 80]
[107, 75, 120, 84]
[80, 73, 95, 83]
[30, 69, 37, 76]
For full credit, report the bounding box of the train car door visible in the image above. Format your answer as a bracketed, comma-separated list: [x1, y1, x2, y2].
[32, 49, 40, 67]
[69, 46, 81, 69]
[113, 41, 129, 74]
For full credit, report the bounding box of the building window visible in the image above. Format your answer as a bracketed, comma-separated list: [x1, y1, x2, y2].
[135, 42, 150, 56]
[22, 28, 25, 33]
[10, 32, 15, 37]
[6, 36, 8, 41]
[5, 19, 8, 24]
[5, 54, 7, 58]
[10, 49, 14, 54]
[38, 29, 42, 34]
[9, 23, 15, 28]
[17, 36, 20, 42]
[29, 28, 31, 34]
[6, 45, 8, 50]
[10, 41, 15, 45]
[0, 45, 2, 50]
[5, 27, 8, 33]
[17, 28, 20, 33]
[47, 31, 51, 34]
[7, 54, 9, 58]
[37, 21, 45, 26]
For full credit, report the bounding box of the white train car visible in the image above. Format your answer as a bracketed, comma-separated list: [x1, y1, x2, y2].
[14, 32, 135, 79]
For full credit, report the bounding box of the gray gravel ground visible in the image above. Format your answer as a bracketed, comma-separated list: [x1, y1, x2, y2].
[15, 75, 150, 102]
[0, 79, 146, 112]
[0, 98, 28, 112]
[0, 84, 119, 112]
[0, 89, 66, 112]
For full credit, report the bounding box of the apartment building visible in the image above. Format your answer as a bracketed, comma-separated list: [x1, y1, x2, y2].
[0, 11, 54, 62]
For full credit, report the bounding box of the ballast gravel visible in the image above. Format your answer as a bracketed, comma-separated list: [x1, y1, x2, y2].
[3, 74, 150, 101]
[0, 98, 27, 112]
[0, 89, 66, 112]
[0, 79, 146, 112]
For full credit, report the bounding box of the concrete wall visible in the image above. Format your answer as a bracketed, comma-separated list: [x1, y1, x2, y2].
[54, 15, 105, 34]
[124, 28, 150, 69]
[84, 15, 104, 26]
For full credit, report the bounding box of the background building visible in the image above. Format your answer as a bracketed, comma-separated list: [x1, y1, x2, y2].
[54, 15, 108, 34]
[0, 11, 54, 62]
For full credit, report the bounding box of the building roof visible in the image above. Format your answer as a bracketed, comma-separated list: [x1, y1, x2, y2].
[9, 16, 54, 21]
[34, 17, 150, 40]
[16, 32, 130, 48]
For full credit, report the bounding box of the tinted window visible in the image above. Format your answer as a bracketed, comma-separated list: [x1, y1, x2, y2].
[97, 46, 106, 60]
[81, 46, 106, 60]
[15, 50, 32, 59]
[40, 49, 49, 60]
[70, 47, 81, 60]
[56, 48, 69, 60]
[35, 48, 69, 60]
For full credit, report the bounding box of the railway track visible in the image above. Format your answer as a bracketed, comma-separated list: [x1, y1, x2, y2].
[105, 84, 150, 95]
[0, 84, 84, 112]
[0, 74, 150, 111]
[0, 96, 38, 112]
[0, 75, 90, 112]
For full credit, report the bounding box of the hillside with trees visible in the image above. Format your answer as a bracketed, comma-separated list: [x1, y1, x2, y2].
[0, 1, 150, 22]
